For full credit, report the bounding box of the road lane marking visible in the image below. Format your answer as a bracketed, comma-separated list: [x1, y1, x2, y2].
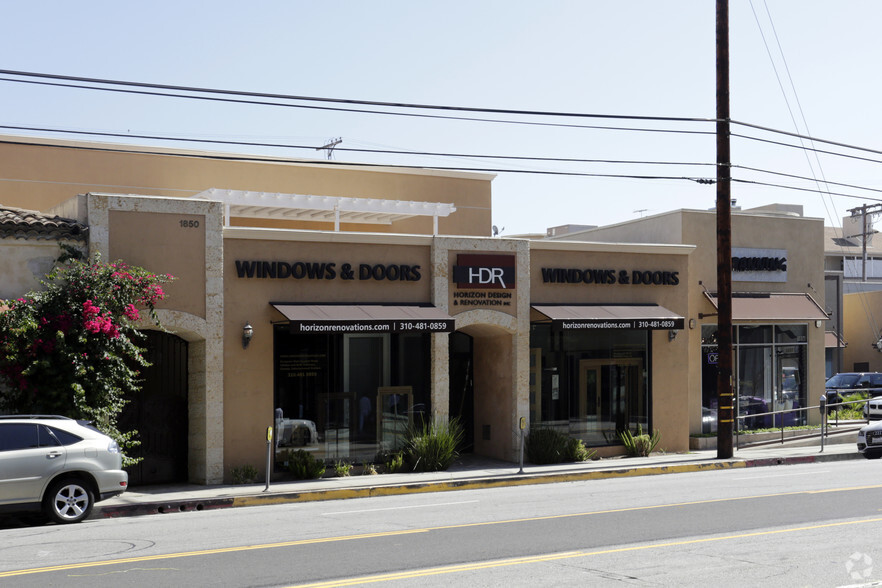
[323, 500, 479, 515]
[285, 517, 882, 587]
[4, 483, 882, 579]
[0, 530, 430, 578]
[731, 470, 830, 480]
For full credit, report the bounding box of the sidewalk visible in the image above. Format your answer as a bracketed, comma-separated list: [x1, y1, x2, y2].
[94, 434, 863, 520]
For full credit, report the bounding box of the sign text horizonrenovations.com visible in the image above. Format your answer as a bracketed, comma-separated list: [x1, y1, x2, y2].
[235, 260, 421, 282]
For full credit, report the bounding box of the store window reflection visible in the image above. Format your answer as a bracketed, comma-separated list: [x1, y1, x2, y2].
[272, 326, 431, 468]
[700, 323, 807, 435]
[530, 324, 650, 446]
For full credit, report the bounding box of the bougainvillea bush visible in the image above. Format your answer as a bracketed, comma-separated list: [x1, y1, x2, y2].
[0, 250, 174, 465]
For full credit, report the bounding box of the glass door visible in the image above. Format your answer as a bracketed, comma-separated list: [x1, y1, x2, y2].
[344, 334, 389, 459]
[578, 358, 644, 445]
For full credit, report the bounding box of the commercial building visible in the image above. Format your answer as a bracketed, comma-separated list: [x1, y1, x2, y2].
[0, 135, 828, 484]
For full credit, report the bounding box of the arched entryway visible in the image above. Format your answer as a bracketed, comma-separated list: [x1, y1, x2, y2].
[120, 330, 189, 485]
[448, 322, 519, 461]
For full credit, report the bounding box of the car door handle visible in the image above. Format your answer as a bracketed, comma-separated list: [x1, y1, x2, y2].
[46, 451, 63, 459]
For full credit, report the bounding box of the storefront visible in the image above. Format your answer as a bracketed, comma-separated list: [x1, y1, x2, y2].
[0, 136, 829, 482]
[549, 207, 828, 442]
[527, 242, 692, 457]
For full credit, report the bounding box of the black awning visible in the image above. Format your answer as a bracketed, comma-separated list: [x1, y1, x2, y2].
[531, 304, 684, 330]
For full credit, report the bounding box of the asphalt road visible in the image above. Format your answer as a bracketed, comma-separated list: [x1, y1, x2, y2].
[2, 459, 882, 587]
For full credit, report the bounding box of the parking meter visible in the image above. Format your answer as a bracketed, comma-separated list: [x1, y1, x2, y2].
[819, 396, 826, 452]
[819, 395, 826, 416]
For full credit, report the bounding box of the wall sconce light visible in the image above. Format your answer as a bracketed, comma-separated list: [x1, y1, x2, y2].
[668, 329, 679, 342]
[242, 323, 253, 349]
[688, 318, 696, 330]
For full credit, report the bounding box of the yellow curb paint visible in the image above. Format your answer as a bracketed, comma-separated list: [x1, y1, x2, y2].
[231, 461, 749, 508]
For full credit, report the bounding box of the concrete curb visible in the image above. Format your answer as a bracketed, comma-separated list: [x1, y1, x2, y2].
[93, 450, 863, 520]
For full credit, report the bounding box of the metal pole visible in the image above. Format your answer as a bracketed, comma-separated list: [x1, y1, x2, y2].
[716, 0, 735, 459]
[264, 426, 273, 492]
[518, 417, 526, 474]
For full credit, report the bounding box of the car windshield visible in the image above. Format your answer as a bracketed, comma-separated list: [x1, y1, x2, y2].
[826, 374, 861, 388]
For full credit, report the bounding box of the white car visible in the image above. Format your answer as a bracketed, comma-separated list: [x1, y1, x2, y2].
[856, 420, 882, 459]
[863, 396, 882, 421]
[0, 415, 128, 523]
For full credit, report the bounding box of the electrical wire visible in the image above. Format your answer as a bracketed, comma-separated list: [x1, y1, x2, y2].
[0, 137, 715, 184]
[0, 125, 715, 168]
[0, 76, 714, 138]
[0, 69, 716, 124]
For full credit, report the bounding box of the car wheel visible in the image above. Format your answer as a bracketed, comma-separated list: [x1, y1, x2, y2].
[43, 478, 94, 524]
[864, 452, 882, 460]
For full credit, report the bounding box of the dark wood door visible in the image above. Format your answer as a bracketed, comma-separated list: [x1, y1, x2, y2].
[121, 330, 189, 486]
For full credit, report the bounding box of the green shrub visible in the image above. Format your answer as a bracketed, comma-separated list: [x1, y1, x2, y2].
[525, 427, 569, 464]
[831, 393, 867, 420]
[230, 464, 259, 484]
[526, 427, 596, 464]
[619, 424, 660, 457]
[334, 460, 352, 477]
[404, 418, 464, 472]
[564, 437, 597, 462]
[283, 449, 326, 479]
[362, 463, 379, 475]
[375, 450, 405, 473]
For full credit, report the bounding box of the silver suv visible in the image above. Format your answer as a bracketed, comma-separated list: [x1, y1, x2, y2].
[0, 415, 128, 523]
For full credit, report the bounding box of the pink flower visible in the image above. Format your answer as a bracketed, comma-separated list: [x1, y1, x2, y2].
[123, 304, 140, 321]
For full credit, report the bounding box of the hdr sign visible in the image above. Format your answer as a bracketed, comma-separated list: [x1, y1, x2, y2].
[452, 254, 516, 289]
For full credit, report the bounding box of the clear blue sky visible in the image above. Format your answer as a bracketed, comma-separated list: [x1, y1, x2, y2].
[2, 2, 881, 235]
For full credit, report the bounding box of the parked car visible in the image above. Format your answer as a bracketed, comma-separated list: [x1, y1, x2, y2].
[0, 415, 128, 523]
[857, 420, 882, 459]
[865, 397, 882, 421]
[824, 372, 882, 413]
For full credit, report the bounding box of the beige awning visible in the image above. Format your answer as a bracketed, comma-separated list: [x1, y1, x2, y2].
[531, 304, 684, 330]
[271, 303, 454, 334]
[703, 293, 828, 321]
[825, 331, 847, 348]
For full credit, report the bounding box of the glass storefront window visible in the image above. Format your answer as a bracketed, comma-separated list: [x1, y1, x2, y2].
[530, 324, 649, 446]
[273, 326, 431, 467]
[700, 323, 808, 435]
[738, 325, 772, 345]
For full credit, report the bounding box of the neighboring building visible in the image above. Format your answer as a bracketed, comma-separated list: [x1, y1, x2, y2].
[0, 135, 828, 485]
[0, 205, 87, 300]
[824, 212, 882, 374]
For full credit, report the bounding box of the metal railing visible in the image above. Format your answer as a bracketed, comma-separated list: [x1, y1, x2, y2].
[734, 398, 866, 450]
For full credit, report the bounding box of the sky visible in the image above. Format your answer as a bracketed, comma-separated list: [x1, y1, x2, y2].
[2, 1, 881, 236]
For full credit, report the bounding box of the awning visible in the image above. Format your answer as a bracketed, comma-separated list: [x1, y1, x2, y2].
[531, 304, 685, 330]
[703, 293, 828, 321]
[825, 331, 847, 349]
[271, 303, 455, 334]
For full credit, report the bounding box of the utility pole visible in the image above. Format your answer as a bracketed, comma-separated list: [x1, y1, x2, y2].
[716, 0, 734, 459]
[846, 203, 882, 282]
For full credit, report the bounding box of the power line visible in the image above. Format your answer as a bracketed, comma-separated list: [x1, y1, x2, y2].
[6, 70, 882, 160]
[10, 124, 882, 199]
[733, 165, 882, 197]
[0, 137, 715, 185]
[731, 132, 882, 166]
[0, 76, 715, 137]
[6, 134, 882, 202]
[731, 177, 882, 203]
[0, 125, 715, 168]
[0, 69, 716, 124]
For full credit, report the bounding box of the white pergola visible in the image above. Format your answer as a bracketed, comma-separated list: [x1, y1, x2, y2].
[193, 189, 456, 234]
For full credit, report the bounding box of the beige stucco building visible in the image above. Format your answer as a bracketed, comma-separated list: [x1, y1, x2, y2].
[0, 135, 829, 484]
